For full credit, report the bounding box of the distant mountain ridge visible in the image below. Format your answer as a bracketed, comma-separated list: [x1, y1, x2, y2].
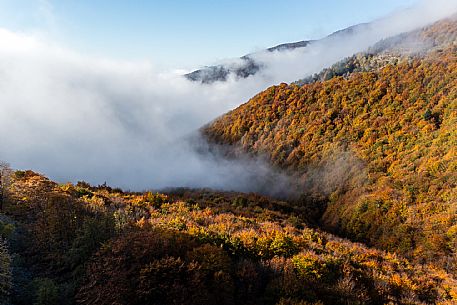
[266, 40, 313, 52]
[184, 41, 312, 84]
[185, 24, 368, 84]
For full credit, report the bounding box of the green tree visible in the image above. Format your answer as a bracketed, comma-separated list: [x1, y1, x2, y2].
[33, 278, 59, 305]
[0, 238, 12, 304]
[0, 162, 12, 211]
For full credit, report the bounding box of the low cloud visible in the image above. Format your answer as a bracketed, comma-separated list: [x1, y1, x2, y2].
[0, 0, 455, 192]
[233, 0, 457, 84]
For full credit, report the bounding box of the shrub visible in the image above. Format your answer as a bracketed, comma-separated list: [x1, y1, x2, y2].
[33, 278, 59, 305]
[0, 238, 12, 304]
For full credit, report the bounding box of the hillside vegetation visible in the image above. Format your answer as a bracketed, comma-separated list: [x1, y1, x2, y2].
[296, 17, 457, 85]
[203, 19, 457, 270]
[1, 14, 457, 305]
[0, 171, 456, 304]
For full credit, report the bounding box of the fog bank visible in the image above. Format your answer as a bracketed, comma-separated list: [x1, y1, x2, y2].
[0, 0, 455, 191]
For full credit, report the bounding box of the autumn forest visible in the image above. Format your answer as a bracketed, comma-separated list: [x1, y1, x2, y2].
[1, 10, 457, 305]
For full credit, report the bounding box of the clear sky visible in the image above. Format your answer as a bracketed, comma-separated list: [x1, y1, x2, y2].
[0, 0, 420, 69]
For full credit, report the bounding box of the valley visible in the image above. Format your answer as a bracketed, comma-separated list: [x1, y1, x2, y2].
[1, 7, 457, 305]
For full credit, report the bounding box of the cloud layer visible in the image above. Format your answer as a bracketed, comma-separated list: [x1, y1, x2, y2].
[0, 0, 456, 191]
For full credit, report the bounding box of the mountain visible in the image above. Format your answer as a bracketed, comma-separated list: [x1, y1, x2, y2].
[295, 17, 457, 85]
[1, 170, 456, 304]
[266, 40, 312, 52]
[184, 24, 369, 84]
[184, 55, 264, 84]
[2, 12, 457, 305]
[202, 17, 457, 271]
[184, 40, 312, 84]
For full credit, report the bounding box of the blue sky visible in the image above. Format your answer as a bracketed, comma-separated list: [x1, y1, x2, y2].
[0, 0, 419, 68]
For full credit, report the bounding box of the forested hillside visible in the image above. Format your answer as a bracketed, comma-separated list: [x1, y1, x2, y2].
[1, 12, 457, 305]
[0, 170, 456, 304]
[203, 19, 457, 271]
[296, 17, 457, 85]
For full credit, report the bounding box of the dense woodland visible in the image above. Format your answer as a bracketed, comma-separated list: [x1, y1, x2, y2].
[0, 170, 456, 304]
[204, 19, 457, 274]
[1, 15, 457, 305]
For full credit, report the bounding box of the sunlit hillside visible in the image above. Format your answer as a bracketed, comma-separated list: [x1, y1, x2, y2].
[203, 18, 457, 272]
[0, 171, 456, 304]
[1, 3, 457, 305]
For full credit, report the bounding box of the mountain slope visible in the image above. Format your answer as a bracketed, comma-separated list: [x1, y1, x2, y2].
[202, 19, 457, 269]
[184, 24, 369, 84]
[184, 40, 312, 84]
[296, 17, 457, 85]
[1, 171, 457, 304]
